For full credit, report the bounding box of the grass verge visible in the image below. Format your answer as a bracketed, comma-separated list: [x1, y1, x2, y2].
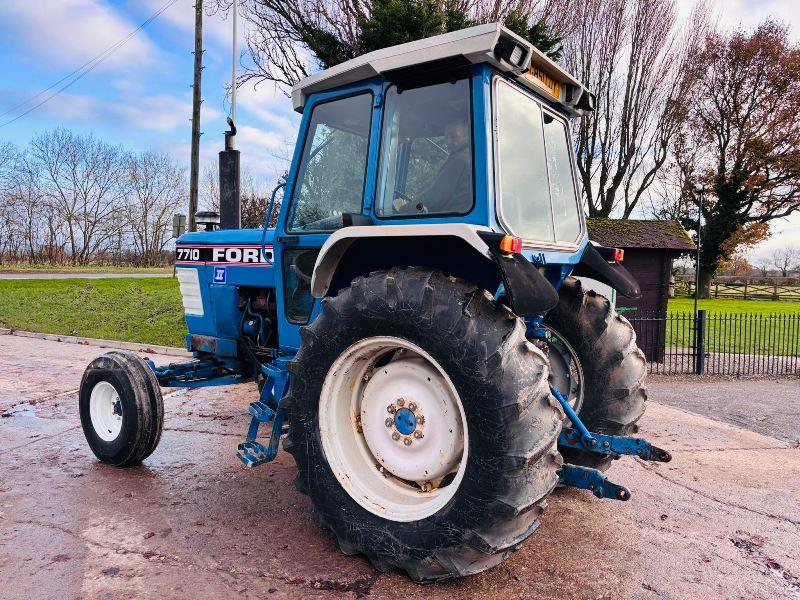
[0, 263, 173, 274]
[647, 298, 800, 355]
[668, 297, 800, 315]
[1, 280, 796, 354]
[0, 278, 186, 348]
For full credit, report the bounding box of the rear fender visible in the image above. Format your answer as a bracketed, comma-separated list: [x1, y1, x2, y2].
[311, 225, 559, 315]
[571, 243, 641, 298]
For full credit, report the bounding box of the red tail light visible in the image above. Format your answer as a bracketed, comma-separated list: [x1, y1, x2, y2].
[500, 235, 523, 254]
[612, 248, 624, 262]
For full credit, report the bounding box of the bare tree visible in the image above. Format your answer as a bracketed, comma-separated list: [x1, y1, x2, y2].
[754, 257, 771, 277]
[7, 150, 47, 263]
[30, 129, 125, 265]
[201, 164, 221, 213]
[0, 142, 19, 260]
[123, 151, 187, 266]
[562, 0, 708, 218]
[772, 247, 799, 277]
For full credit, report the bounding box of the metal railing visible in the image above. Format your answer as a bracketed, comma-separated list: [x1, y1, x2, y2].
[626, 310, 800, 376]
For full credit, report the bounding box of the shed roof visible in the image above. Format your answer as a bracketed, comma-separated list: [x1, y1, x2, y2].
[587, 219, 695, 251]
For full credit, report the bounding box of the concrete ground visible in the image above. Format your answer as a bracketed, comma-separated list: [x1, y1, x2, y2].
[1, 335, 799, 600]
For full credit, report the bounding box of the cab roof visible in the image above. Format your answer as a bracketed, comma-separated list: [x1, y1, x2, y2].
[291, 23, 594, 117]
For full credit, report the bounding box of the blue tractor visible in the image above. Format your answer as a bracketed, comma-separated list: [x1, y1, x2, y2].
[79, 24, 670, 582]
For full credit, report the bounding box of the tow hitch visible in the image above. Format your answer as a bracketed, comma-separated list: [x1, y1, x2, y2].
[551, 386, 671, 500]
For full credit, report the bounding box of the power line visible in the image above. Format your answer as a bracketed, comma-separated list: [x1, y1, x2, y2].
[0, 0, 180, 129]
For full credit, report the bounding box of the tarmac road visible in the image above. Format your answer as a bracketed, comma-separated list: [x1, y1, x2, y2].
[0, 272, 173, 279]
[1, 334, 799, 599]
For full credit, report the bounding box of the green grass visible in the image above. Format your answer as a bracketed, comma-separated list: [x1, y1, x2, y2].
[667, 297, 800, 315]
[649, 298, 800, 355]
[1, 278, 796, 355]
[0, 277, 187, 347]
[0, 263, 173, 274]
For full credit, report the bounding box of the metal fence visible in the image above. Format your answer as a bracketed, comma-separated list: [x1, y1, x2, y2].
[626, 310, 800, 376]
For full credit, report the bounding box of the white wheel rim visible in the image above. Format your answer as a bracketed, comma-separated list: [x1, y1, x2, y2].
[319, 336, 468, 522]
[89, 381, 124, 442]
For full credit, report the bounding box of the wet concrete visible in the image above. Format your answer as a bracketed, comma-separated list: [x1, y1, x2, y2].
[1, 335, 799, 599]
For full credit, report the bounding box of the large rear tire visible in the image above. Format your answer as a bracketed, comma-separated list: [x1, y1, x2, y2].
[544, 277, 647, 470]
[283, 269, 563, 581]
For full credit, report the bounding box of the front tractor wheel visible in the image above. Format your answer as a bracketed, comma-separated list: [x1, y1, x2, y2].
[79, 351, 164, 467]
[284, 269, 563, 581]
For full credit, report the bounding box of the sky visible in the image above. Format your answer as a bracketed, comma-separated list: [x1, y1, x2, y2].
[0, 0, 798, 260]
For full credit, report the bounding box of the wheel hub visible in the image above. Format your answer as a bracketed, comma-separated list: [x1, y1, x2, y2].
[318, 336, 469, 522]
[89, 381, 123, 442]
[361, 358, 463, 483]
[393, 407, 417, 435]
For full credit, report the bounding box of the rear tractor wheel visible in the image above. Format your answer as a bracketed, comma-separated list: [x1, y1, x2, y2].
[79, 351, 164, 467]
[284, 269, 564, 581]
[542, 277, 647, 470]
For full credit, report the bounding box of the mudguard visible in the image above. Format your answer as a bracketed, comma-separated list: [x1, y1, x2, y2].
[571, 243, 641, 298]
[477, 231, 559, 315]
[490, 251, 560, 315]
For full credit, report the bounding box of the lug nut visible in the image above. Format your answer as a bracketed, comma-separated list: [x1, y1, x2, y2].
[385, 418, 393, 428]
[387, 405, 396, 414]
[392, 432, 400, 441]
[417, 415, 425, 425]
[408, 402, 417, 411]
[414, 431, 423, 439]
[403, 437, 412, 446]
[397, 398, 405, 407]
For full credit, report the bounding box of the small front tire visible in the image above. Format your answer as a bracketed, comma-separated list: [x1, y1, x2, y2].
[79, 351, 164, 467]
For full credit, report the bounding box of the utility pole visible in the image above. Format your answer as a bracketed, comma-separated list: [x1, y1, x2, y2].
[188, 0, 203, 232]
[692, 185, 704, 316]
[218, 0, 240, 229]
[230, 0, 238, 133]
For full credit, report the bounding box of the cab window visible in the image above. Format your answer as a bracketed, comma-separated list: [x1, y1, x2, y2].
[494, 78, 582, 244]
[288, 93, 372, 232]
[375, 80, 474, 217]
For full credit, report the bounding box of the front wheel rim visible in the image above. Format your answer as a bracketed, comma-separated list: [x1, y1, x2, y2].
[89, 381, 123, 442]
[318, 336, 468, 522]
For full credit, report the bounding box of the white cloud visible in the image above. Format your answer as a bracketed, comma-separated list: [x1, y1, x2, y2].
[138, 0, 236, 48]
[33, 89, 222, 136]
[236, 80, 299, 136]
[0, 0, 157, 70]
[111, 93, 222, 133]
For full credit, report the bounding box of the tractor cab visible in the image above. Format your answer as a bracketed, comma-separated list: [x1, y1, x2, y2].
[175, 23, 625, 355]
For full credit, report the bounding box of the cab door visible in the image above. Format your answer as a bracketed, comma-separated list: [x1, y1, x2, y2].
[273, 83, 381, 352]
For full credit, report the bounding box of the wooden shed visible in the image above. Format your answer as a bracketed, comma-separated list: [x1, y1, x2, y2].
[586, 219, 695, 361]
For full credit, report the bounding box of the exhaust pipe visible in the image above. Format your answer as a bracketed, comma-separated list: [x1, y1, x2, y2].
[219, 117, 240, 229]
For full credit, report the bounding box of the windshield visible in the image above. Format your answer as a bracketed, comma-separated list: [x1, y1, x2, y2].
[288, 93, 372, 232]
[375, 80, 474, 217]
[494, 78, 582, 244]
